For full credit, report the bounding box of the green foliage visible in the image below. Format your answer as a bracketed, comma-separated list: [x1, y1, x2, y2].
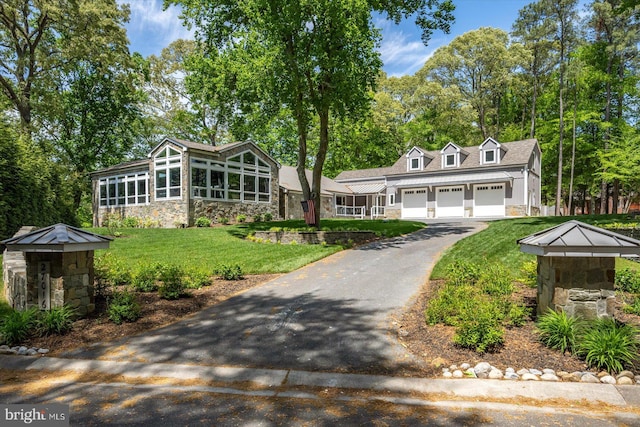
[219, 216, 229, 225]
[478, 264, 513, 296]
[214, 264, 244, 281]
[36, 305, 76, 336]
[536, 309, 582, 354]
[445, 260, 481, 286]
[253, 214, 262, 223]
[131, 263, 165, 292]
[517, 260, 538, 288]
[184, 268, 211, 289]
[0, 308, 38, 346]
[107, 290, 141, 324]
[453, 305, 505, 354]
[122, 217, 140, 228]
[195, 216, 211, 227]
[615, 268, 640, 294]
[577, 318, 639, 374]
[506, 304, 531, 327]
[424, 284, 476, 326]
[94, 253, 131, 286]
[263, 212, 273, 221]
[622, 296, 640, 316]
[158, 265, 187, 300]
[236, 214, 247, 223]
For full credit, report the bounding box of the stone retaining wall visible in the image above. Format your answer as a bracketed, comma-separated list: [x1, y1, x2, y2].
[254, 230, 377, 245]
[2, 227, 35, 310]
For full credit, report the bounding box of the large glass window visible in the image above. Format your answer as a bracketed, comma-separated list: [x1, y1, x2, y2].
[98, 172, 149, 207]
[189, 150, 271, 203]
[155, 146, 182, 200]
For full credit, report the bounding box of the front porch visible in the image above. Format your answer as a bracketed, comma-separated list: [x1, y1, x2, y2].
[335, 191, 386, 219]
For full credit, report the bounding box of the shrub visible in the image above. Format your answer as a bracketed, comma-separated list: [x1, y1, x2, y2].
[479, 264, 513, 296]
[158, 265, 187, 300]
[453, 304, 504, 353]
[94, 253, 131, 286]
[536, 309, 582, 354]
[236, 214, 247, 223]
[107, 290, 141, 324]
[122, 216, 140, 228]
[623, 296, 640, 315]
[577, 318, 639, 374]
[36, 305, 76, 336]
[0, 308, 38, 346]
[506, 303, 531, 327]
[195, 216, 211, 227]
[131, 263, 165, 292]
[219, 216, 229, 225]
[424, 284, 475, 326]
[214, 264, 244, 281]
[184, 268, 211, 289]
[253, 214, 262, 223]
[263, 212, 273, 221]
[518, 260, 538, 288]
[615, 268, 640, 294]
[446, 260, 481, 287]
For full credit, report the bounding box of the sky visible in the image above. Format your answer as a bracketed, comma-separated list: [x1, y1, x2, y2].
[121, 0, 572, 77]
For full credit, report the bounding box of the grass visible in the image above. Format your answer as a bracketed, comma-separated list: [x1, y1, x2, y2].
[431, 215, 638, 279]
[90, 219, 425, 275]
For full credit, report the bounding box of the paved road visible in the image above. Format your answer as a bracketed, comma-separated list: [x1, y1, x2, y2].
[65, 222, 486, 374]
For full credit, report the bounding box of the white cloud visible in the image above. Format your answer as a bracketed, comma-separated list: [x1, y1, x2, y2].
[378, 25, 443, 77]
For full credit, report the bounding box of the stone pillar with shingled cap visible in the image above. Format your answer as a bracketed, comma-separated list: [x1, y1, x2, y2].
[517, 220, 640, 320]
[2, 224, 112, 317]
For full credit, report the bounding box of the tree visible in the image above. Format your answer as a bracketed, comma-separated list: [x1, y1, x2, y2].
[169, 0, 455, 226]
[0, 0, 130, 135]
[421, 27, 519, 140]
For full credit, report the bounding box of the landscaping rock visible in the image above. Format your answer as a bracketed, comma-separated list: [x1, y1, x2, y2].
[37, 348, 49, 354]
[529, 368, 543, 376]
[474, 362, 492, 376]
[521, 373, 540, 381]
[540, 373, 560, 382]
[460, 363, 470, 370]
[617, 371, 634, 380]
[597, 371, 610, 378]
[443, 371, 453, 378]
[618, 377, 634, 386]
[600, 375, 616, 385]
[517, 368, 530, 376]
[452, 370, 463, 378]
[504, 372, 520, 380]
[542, 369, 556, 375]
[488, 368, 503, 379]
[464, 368, 477, 378]
[581, 373, 600, 383]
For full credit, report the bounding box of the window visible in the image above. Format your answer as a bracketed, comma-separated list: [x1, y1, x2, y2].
[388, 193, 395, 206]
[445, 154, 456, 167]
[155, 146, 182, 200]
[484, 150, 495, 163]
[98, 173, 149, 207]
[410, 157, 420, 170]
[189, 150, 271, 203]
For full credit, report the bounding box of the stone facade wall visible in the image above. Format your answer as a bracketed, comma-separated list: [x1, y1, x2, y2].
[25, 251, 96, 317]
[3, 227, 35, 310]
[254, 230, 377, 245]
[281, 191, 334, 220]
[537, 256, 615, 320]
[506, 204, 527, 217]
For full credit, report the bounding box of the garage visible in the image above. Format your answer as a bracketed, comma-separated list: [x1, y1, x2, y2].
[474, 184, 505, 217]
[436, 186, 464, 217]
[402, 189, 427, 218]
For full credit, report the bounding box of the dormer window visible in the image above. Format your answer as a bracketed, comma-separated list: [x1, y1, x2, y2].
[441, 142, 464, 168]
[479, 137, 502, 165]
[406, 146, 430, 171]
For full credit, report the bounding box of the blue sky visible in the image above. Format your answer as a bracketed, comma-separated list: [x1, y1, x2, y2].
[121, 0, 561, 77]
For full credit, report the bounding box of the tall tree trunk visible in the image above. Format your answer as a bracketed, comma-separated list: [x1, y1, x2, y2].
[600, 56, 613, 214]
[568, 83, 577, 215]
[312, 108, 330, 227]
[530, 76, 538, 138]
[555, 50, 565, 216]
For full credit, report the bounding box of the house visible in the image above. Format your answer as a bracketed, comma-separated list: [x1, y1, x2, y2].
[334, 138, 541, 219]
[91, 136, 541, 226]
[91, 138, 280, 227]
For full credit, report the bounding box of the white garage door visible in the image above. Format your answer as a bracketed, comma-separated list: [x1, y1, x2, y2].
[436, 186, 464, 217]
[402, 189, 427, 218]
[474, 184, 505, 217]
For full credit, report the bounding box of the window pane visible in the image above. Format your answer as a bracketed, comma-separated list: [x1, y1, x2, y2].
[156, 170, 167, 189]
[243, 151, 256, 165]
[127, 181, 136, 204]
[117, 181, 125, 205]
[259, 193, 270, 202]
[169, 167, 181, 187]
[228, 191, 241, 200]
[100, 183, 107, 206]
[485, 150, 495, 162]
[156, 149, 167, 158]
[228, 173, 240, 191]
[192, 167, 206, 187]
[156, 189, 167, 198]
[137, 180, 147, 203]
[446, 154, 455, 166]
[169, 147, 180, 156]
[210, 170, 225, 199]
[243, 174, 256, 192]
[170, 188, 181, 197]
[411, 158, 419, 169]
[258, 177, 270, 194]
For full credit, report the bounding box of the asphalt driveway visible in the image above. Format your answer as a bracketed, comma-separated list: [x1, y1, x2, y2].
[66, 221, 486, 374]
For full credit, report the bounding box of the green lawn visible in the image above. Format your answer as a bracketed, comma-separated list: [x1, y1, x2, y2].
[431, 215, 640, 279]
[92, 219, 425, 275]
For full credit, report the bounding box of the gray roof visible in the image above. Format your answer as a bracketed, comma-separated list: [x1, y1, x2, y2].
[279, 165, 352, 196]
[335, 139, 538, 181]
[2, 224, 112, 252]
[517, 220, 640, 257]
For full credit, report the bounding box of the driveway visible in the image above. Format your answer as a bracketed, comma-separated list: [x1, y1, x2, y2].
[66, 221, 486, 374]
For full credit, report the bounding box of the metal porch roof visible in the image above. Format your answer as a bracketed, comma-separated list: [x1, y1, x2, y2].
[2, 224, 112, 252]
[517, 220, 640, 257]
[345, 183, 386, 194]
[393, 171, 514, 188]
